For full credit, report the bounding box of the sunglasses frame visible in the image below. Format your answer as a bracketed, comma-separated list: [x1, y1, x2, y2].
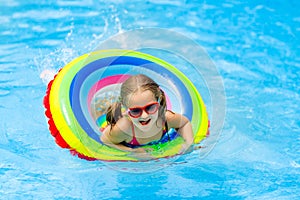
[127, 102, 160, 118]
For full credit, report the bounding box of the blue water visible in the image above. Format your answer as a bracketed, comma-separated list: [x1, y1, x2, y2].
[1, 0, 299, 199]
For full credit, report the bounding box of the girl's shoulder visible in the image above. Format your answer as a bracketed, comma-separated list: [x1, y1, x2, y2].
[102, 116, 132, 144]
[165, 110, 188, 128]
[165, 110, 176, 121]
[113, 115, 132, 134]
[103, 116, 132, 143]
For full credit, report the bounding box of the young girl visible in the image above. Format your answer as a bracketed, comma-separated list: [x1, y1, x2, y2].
[100, 74, 194, 158]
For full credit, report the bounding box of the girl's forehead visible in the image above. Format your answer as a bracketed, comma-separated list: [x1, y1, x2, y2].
[127, 90, 156, 107]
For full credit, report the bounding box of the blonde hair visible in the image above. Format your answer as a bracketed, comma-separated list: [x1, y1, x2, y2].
[106, 74, 167, 127]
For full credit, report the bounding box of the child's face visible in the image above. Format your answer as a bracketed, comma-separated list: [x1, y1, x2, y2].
[126, 90, 159, 131]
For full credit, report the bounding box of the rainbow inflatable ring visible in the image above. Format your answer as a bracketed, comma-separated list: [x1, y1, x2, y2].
[44, 49, 209, 161]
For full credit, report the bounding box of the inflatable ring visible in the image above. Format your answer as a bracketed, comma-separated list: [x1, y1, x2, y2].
[44, 49, 209, 161]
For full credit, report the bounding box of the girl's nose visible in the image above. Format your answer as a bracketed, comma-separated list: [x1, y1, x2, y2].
[141, 110, 149, 118]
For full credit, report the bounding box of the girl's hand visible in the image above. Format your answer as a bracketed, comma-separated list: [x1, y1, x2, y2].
[179, 142, 193, 155]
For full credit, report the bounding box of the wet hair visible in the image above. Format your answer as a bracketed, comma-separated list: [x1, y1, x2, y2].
[105, 74, 167, 127]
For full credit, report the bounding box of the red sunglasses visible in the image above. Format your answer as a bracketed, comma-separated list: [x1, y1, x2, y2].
[127, 102, 160, 118]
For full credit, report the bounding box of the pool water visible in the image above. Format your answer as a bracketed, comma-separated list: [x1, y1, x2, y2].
[1, 0, 299, 199]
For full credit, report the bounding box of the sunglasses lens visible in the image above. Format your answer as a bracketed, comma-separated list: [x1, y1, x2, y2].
[128, 108, 142, 117]
[128, 103, 159, 118]
[145, 103, 159, 114]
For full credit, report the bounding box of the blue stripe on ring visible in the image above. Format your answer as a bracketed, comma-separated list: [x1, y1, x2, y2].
[70, 56, 193, 142]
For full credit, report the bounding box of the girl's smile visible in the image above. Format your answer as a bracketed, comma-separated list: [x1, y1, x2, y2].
[139, 118, 151, 126]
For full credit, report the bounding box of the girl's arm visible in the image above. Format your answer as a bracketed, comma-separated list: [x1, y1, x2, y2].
[166, 111, 194, 149]
[100, 119, 135, 152]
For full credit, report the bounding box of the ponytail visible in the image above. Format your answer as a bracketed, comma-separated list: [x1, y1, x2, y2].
[158, 88, 167, 122]
[106, 102, 123, 127]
